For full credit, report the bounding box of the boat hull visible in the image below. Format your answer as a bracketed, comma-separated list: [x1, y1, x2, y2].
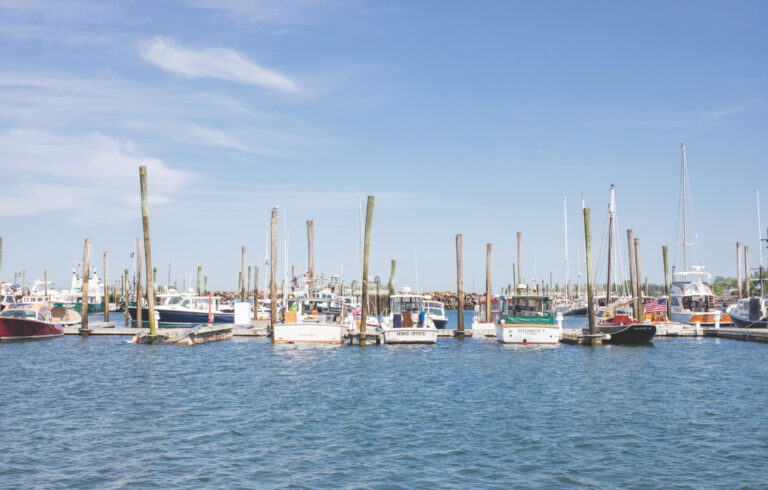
[495, 324, 560, 344]
[382, 327, 438, 344]
[730, 316, 768, 329]
[273, 323, 346, 343]
[53, 302, 105, 314]
[670, 311, 732, 326]
[597, 324, 656, 344]
[564, 307, 587, 316]
[0, 318, 64, 340]
[432, 318, 449, 329]
[156, 309, 235, 325]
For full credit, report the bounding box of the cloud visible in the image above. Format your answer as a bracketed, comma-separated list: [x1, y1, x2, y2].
[0, 130, 194, 223]
[188, 0, 350, 27]
[139, 37, 302, 94]
[703, 105, 748, 120]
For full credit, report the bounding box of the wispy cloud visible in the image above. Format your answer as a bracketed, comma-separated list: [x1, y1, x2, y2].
[0, 130, 194, 223]
[139, 37, 303, 94]
[188, 0, 352, 28]
[703, 105, 748, 120]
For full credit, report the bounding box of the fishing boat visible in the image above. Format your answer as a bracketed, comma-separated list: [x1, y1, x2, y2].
[0, 303, 64, 340]
[424, 299, 448, 329]
[727, 296, 768, 328]
[155, 296, 238, 325]
[471, 297, 500, 335]
[495, 294, 561, 344]
[380, 291, 438, 344]
[53, 266, 105, 314]
[273, 296, 346, 343]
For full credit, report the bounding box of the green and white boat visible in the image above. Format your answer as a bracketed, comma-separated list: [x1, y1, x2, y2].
[53, 266, 105, 314]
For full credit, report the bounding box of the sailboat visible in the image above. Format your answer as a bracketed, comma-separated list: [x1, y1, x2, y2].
[669, 144, 732, 326]
[594, 185, 656, 344]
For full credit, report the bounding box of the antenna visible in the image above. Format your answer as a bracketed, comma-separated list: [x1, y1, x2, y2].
[681, 143, 688, 271]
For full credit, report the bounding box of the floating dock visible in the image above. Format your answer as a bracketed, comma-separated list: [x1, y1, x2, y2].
[704, 328, 768, 344]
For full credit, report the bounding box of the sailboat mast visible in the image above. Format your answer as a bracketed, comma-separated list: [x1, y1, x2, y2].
[563, 193, 569, 298]
[606, 185, 615, 304]
[681, 143, 688, 272]
[758, 190, 764, 269]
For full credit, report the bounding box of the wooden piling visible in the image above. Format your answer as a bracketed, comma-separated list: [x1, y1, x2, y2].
[123, 269, 130, 324]
[456, 234, 464, 334]
[745, 245, 750, 296]
[359, 196, 374, 345]
[389, 260, 396, 295]
[516, 232, 522, 286]
[136, 239, 143, 327]
[197, 266, 202, 295]
[153, 267, 157, 295]
[103, 251, 110, 323]
[663, 246, 670, 319]
[241, 246, 247, 301]
[627, 230, 638, 318]
[270, 206, 279, 334]
[736, 242, 743, 298]
[44, 270, 48, 300]
[307, 220, 314, 281]
[247, 266, 252, 295]
[0, 237, 3, 284]
[204, 276, 208, 294]
[583, 209, 597, 343]
[485, 243, 493, 323]
[139, 165, 157, 339]
[634, 237, 643, 316]
[254, 266, 259, 313]
[80, 238, 91, 334]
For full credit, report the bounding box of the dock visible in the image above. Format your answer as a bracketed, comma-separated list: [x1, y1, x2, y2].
[704, 327, 768, 344]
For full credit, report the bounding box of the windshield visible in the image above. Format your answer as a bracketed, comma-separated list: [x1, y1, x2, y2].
[0, 309, 38, 319]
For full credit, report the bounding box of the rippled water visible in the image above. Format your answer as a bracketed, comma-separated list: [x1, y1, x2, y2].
[2, 311, 767, 488]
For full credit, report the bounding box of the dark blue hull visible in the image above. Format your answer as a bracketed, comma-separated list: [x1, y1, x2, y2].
[157, 309, 235, 325]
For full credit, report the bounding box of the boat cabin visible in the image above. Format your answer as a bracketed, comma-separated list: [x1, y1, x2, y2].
[389, 294, 430, 328]
[475, 298, 501, 323]
[1, 303, 52, 322]
[424, 300, 445, 316]
[501, 296, 552, 316]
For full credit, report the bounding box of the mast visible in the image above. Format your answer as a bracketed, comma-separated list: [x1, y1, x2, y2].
[563, 193, 569, 299]
[681, 143, 688, 272]
[758, 190, 764, 270]
[606, 185, 615, 304]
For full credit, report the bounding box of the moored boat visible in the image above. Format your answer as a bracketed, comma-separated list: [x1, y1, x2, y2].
[495, 294, 561, 345]
[273, 297, 346, 343]
[380, 292, 438, 344]
[595, 314, 657, 344]
[155, 296, 238, 325]
[0, 303, 64, 340]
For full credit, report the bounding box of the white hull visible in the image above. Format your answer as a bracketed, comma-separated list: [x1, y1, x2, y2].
[495, 324, 560, 344]
[382, 327, 437, 344]
[273, 323, 346, 343]
[471, 319, 496, 337]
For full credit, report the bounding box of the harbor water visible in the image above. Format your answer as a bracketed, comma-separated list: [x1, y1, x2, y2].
[2, 311, 767, 488]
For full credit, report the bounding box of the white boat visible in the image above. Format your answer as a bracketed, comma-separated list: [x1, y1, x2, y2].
[471, 297, 500, 336]
[424, 299, 448, 329]
[380, 291, 438, 344]
[273, 297, 346, 344]
[726, 296, 768, 328]
[495, 295, 561, 344]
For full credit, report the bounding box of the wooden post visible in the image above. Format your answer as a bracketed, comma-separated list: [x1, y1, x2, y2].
[456, 234, 464, 334]
[197, 266, 202, 295]
[663, 246, 671, 320]
[389, 260, 396, 295]
[627, 229, 638, 318]
[247, 266, 252, 295]
[359, 196, 374, 344]
[136, 238, 143, 327]
[204, 276, 208, 294]
[124, 269, 130, 324]
[634, 238, 643, 318]
[43, 270, 48, 300]
[238, 272, 242, 295]
[103, 251, 110, 323]
[736, 242, 742, 298]
[583, 209, 596, 342]
[516, 232, 522, 286]
[745, 245, 750, 296]
[80, 238, 91, 334]
[0, 237, 3, 285]
[307, 220, 314, 281]
[254, 266, 259, 314]
[139, 166, 157, 339]
[241, 246, 247, 301]
[270, 206, 279, 334]
[485, 243, 493, 323]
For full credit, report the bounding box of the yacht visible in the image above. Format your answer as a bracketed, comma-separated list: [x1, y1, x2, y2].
[380, 291, 438, 344]
[495, 294, 561, 344]
[670, 268, 731, 326]
[273, 296, 347, 343]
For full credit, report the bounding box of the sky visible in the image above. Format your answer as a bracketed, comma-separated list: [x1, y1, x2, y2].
[0, 0, 766, 293]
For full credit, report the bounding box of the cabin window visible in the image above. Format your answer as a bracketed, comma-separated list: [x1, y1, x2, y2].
[671, 297, 680, 307]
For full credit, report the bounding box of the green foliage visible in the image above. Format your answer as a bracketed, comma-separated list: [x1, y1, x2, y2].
[712, 276, 738, 296]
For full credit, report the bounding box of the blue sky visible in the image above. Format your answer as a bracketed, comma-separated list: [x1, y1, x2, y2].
[0, 0, 766, 292]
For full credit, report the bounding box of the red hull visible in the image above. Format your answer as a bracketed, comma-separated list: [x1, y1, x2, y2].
[0, 318, 64, 340]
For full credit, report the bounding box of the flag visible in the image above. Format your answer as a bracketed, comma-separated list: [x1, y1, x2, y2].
[643, 299, 666, 313]
[130, 252, 135, 258]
